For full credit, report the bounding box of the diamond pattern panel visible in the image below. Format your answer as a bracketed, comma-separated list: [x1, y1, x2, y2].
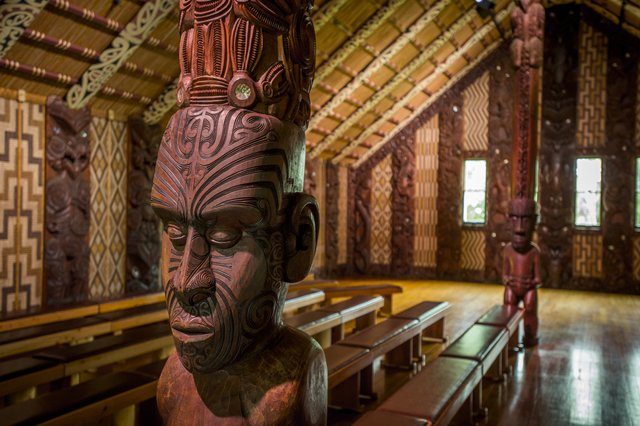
[370, 154, 393, 265]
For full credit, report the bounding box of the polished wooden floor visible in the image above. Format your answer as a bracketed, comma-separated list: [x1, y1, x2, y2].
[330, 280, 640, 426]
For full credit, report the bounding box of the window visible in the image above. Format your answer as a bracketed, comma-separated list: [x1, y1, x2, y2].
[636, 158, 640, 228]
[575, 158, 602, 227]
[462, 159, 487, 224]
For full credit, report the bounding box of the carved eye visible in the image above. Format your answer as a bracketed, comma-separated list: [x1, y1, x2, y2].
[206, 227, 241, 249]
[167, 224, 187, 249]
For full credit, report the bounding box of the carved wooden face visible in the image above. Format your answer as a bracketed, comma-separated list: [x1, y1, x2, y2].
[509, 198, 537, 252]
[150, 106, 304, 373]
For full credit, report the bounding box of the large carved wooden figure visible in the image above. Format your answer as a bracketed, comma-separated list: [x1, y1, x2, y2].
[503, 198, 540, 347]
[151, 0, 326, 424]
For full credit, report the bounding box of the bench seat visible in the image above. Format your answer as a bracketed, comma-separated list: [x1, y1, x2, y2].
[35, 322, 172, 375]
[336, 318, 416, 351]
[0, 357, 64, 398]
[285, 310, 341, 337]
[477, 304, 524, 339]
[440, 324, 508, 376]
[373, 357, 481, 426]
[0, 371, 157, 425]
[319, 295, 383, 323]
[283, 289, 325, 314]
[355, 411, 428, 426]
[393, 301, 450, 352]
[324, 345, 372, 410]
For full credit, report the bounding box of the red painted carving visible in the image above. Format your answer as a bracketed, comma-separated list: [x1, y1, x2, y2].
[153, 1, 325, 424]
[537, 6, 578, 289]
[503, 198, 540, 347]
[44, 97, 92, 307]
[486, 53, 515, 282]
[351, 169, 371, 275]
[324, 163, 339, 276]
[127, 118, 162, 294]
[437, 101, 463, 279]
[391, 135, 415, 274]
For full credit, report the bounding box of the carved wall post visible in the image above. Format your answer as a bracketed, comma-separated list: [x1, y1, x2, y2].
[44, 97, 92, 307]
[151, 1, 326, 424]
[126, 118, 162, 294]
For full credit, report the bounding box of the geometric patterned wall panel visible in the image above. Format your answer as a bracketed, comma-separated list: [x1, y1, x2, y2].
[460, 229, 486, 271]
[88, 117, 127, 300]
[370, 154, 393, 265]
[573, 234, 603, 278]
[0, 96, 45, 314]
[576, 21, 607, 149]
[634, 236, 640, 282]
[414, 115, 439, 267]
[337, 165, 349, 265]
[462, 72, 489, 152]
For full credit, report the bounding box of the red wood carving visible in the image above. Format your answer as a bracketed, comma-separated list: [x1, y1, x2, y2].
[324, 163, 340, 276]
[602, 30, 638, 292]
[436, 101, 464, 279]
[126, 118, 162, 294]
[44, 97, 92, 307]
[152, 1, 325, 424]
[350, 168, 371, 275]
[537, 6, 578, 289]
[503, 198, 540, 346]
[391, 134, 415, 275]
[486, 53, 515, 282]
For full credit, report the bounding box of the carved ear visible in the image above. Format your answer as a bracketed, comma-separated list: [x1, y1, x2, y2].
[283, 193, 319, 283]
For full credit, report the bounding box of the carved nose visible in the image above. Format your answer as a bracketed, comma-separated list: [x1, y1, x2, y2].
[175, 231, 216, 306]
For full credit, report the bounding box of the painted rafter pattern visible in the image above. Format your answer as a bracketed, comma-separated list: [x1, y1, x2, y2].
[0, 0, 48, 59]
[309, 0, 452, 131]
[352, 38, 504, 167]
[311, 4, 491, 158]
[66, 0, 176, 109]
[314, 0, 351, 33]
[314, 0, 407, 83]
[143, 78, 177, 125]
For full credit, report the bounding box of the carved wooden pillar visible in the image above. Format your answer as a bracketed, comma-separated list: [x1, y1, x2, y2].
[391, 136, 416, 275]
[126, 118, 162, 294]
[44, 97, 92, 307]
[151, 1, 326, 424]
[510, 0, 544, 199]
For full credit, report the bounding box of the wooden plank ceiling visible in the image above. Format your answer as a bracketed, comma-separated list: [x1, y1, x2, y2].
[1, 0, 639, 164]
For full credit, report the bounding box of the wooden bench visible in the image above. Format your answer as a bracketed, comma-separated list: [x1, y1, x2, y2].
[476, 304, 524, 353]
[323, 284, 402, 316]
[285, 296, 383, 348]
[283, 289, 325, 315]
[392, 301, 450, 364]
[0, 370, 158, 425]
[440, 323, 509, 417]
[0, 357, 64, 399]
[361, 357, 482, 426]
[324, 345, 373, 411]
[354, 411, 428, 426]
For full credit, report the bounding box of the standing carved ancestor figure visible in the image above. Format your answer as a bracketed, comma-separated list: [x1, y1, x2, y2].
[503, 198, 540, 347]
[151, 0, 326, 424]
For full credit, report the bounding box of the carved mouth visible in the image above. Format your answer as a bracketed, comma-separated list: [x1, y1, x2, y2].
[170, 321, 214, 342]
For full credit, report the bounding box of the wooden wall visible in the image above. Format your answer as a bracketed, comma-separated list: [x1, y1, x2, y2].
[0, 93, 139, 314]
[316, 5, 640, 295]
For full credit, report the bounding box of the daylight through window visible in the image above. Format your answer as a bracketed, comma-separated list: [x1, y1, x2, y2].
[575, 158, 602, 227]
[462, 159, 487, 224]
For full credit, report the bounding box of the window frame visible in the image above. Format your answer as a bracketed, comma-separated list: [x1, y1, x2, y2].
[461, 158, 488, 226]
[574, 156, 603, 230]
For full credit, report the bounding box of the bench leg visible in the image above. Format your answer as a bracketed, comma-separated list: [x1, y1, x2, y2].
[329, 373, 362, 411]
[383, 340, 416, 372]
[422, 317, 448, 344]
[8, 387, 36, 404]
[314, 330, 332, 349]
[355, 312, 376, 332]
[331, 324, 345, 344]
[487, 353, 507, 383]
[114, 405, 136, 426]
[380, 295, 393, 317]
[472, 381, 488, 419]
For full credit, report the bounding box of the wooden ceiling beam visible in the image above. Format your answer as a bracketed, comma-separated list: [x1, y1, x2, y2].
[0, 57, 152, 104]
[46, 0, 178, 55]
[21, 29, 175, 83]
[314, 0, 351, 33]
[309, 1, 479, 157]
[346, 37, 507, 167]
[65, 0, 176, 109]
[308, 0, 452, 133]
[0, 0, 48, 59]
[315, 0, 406, 82]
